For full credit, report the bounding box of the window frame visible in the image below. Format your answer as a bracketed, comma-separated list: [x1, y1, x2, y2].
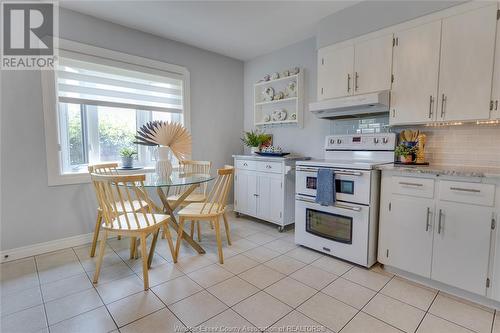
[42, 39, 191, 186]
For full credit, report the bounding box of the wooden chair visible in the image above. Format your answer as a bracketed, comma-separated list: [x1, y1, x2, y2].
[174, 165, 234, 264]
[90, 173, 175, 290]
[88, 163, 119, 257]
[88, 163, 152, 258]
[166, 160, 212, 241]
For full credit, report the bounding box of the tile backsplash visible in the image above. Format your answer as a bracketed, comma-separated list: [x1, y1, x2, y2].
[331, 116, 500, 167]
[419, 124, 500, 167]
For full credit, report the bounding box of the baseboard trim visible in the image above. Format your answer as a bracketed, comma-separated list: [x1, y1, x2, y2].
[1, 233, 94, 263]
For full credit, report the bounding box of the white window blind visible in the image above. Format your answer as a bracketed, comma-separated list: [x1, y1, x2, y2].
[57, 57, 183, 113]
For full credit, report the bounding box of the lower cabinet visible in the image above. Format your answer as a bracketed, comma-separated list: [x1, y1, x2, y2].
[379, 174, 496, 298]
[234, 157, 296, 228]
[432, 201, 493, 295]
[380, 195, 434, 278]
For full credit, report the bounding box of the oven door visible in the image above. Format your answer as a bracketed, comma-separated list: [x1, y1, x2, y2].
[296, 166, 371, 205]
[294, 194, 371, 266]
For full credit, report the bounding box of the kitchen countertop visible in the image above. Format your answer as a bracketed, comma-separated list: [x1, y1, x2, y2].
[377, 163, 500, 178]
[232, 154, 310, 162]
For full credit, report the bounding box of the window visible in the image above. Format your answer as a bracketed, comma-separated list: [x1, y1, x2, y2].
[42, 40, 190, 185]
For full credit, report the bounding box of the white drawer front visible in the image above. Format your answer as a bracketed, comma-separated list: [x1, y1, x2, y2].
[257, 161, 283, 174]
[391, 176, 435, 199]
[439, 181, 495, 206]
[235, 159, 256, 171]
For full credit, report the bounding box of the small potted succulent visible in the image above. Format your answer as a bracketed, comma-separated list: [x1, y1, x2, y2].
[119, 147, 137, 168]
[241, 130, 272, 154]
[395, 142, 418, 164]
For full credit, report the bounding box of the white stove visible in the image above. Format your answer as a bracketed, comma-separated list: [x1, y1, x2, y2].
[294, 133, 396, 267]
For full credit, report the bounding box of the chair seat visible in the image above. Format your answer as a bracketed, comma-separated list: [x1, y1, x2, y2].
[178, 203, 224, 218]
[103, 213, 169, 231]
[166, 193, 207, 204]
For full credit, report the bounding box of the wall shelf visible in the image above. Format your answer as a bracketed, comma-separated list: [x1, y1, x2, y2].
[254, 69, 304, 128]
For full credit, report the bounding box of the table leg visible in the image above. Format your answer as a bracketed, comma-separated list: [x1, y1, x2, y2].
[156, 186, 206, 254]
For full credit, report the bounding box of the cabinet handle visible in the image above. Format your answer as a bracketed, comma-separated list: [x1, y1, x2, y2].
[438, 209, 443, 234]
[428, 95, 434, 118]
[347, 74, 351, 93]
[426, 207, 431, 231]
[449, 187, 480, 193]
[253, 194, 259, 197]
[266, 165, 272, 169]
[495, 100, 498, 111]
[398, 181, 423, 187]
[355, 72, 359, 91]
[440, 94, 446, 118]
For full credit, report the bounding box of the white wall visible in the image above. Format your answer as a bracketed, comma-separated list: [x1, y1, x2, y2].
[0, 9, 244, 251]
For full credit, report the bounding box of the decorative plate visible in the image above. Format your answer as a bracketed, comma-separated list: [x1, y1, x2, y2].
[286, 81, 296, 97]
[263, 115, 271, 122]
[263, 87, 274, 101]
[290, 113, 297, 120]
[272, 109, 287, 121]
[256, 152, 290, 157]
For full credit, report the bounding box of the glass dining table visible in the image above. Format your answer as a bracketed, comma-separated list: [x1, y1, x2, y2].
[139, 171, 215, 267]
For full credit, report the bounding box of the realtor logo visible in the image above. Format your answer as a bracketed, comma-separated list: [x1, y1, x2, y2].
[1, 2, 58, 70]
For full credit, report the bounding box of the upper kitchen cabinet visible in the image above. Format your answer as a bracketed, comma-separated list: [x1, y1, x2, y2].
[390, 21, 442, 125]
[354, 34, 394, 95]
[491, 5, 500, 119]
[437, 4, 498, 122]
[317, 45, 354, 100]
[317, 34, 393, 101]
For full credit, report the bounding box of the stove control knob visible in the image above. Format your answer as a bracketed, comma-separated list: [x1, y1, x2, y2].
[337, 139, 342, 144]
[329, 138, 335, 144]
[382, 137, 389, 144]
[373, 138, 379, 144]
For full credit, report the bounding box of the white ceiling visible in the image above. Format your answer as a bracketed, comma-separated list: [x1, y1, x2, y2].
[60, 1, 359, 61]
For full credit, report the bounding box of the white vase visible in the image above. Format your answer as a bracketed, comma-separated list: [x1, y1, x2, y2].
[156, 146, 173, 178]
[250, 146, 260, 155]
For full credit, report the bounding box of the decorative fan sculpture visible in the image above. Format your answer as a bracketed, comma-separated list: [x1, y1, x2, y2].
[135, 121, 192, 160]
[135, 121, 192, 178]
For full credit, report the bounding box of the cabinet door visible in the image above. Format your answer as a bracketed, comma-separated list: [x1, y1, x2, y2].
[354, 34, 393, 95]
[492, 3, 500, 119]
[235, 170, 257, 216]
[380, 195, 434, 278]
[317, 45, 354, 100]
[432, 201, 493, 295]
[438, 5, 497, 121]
[390, 21, 442, 125]
[256, 173, 283, 223]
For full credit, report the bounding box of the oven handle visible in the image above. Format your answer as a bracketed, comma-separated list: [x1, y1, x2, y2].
[296, 167, 363, 176]
[295, 196, 362, 212]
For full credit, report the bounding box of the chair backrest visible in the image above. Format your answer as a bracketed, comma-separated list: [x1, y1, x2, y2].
[90, 173, 158, 230]
[177, 160, 212, 195]
[201, 165, 234, 214]
[88, 162, 119, 175]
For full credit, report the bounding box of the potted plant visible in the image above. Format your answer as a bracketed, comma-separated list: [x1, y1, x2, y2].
[119, 147, 137, 168]
[241, 130, 272, 154]
[395, 142, 417, 164]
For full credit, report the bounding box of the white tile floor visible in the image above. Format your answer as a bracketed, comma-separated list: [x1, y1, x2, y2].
[1, 212, 498, 333]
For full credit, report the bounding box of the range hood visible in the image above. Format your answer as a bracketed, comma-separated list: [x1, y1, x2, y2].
[309, 91, 390, 119]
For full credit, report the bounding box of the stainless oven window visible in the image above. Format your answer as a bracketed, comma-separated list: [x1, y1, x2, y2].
[305, 208, 353, 244]
[306, 176, 317, 190]
[337, 179, 354, 195]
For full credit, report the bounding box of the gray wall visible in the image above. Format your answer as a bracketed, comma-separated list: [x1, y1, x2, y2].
[0, 9, 244, 251]
[317, 1, 463, 48]
[244, 38, 332, 159]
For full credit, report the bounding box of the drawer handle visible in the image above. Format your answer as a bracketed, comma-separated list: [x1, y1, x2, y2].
[399, 182, 423, 187]
[266, 165, 272, 169]
[243, 163, 248, 166]
[449, 187, 480, 193]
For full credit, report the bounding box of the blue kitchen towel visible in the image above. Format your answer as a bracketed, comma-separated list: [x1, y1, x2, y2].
[315, 168, 336, 206]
